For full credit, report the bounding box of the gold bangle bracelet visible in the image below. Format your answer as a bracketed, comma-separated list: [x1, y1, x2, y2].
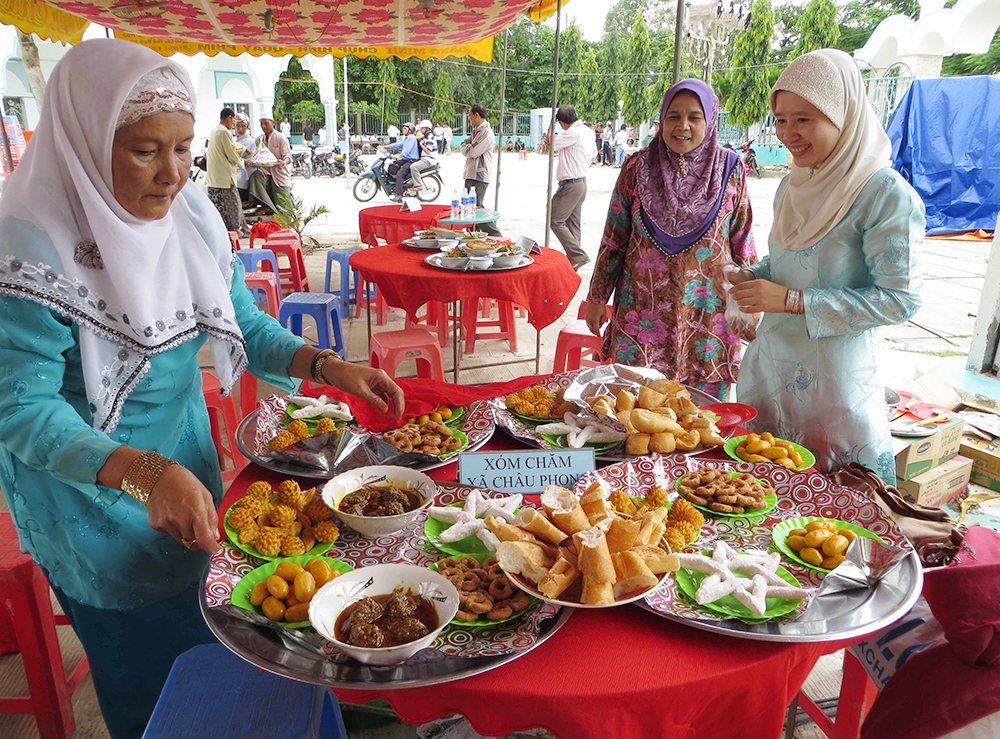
[121, 451, 177, 506]
[311, 349, 337, 384]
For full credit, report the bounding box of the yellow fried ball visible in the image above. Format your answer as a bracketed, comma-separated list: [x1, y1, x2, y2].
[316, 417, 336, 434]
[280, 535, 307, 556]
[288, 419, 309, 439]
[235, 495, 265, 518]
[276, 480, 303, 510]
[254, 529, 282, 557]
[236, 521, 260, 546]
[313, 520, 340, 543]
[245, 481, 273, 501]
[227, 506, 254, 532]
[669, 520, 699, 545]
[662, 527, 688, 553]
[645, 486, 671, 509]
[608, 489, 637, 515]
[668, 498, 705, 531]
[268, 503, 297, 528]
[303, 499, 335, 524]
[268, 431, 298, 451]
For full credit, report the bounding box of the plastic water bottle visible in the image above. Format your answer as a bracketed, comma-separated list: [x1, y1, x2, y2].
[465, 188, 475, 217]
[460, 189, 470, 218]
[451, 189, 460, 220]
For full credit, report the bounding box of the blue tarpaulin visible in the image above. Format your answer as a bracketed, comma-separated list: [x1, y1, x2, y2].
[886, 76, 1000, 236]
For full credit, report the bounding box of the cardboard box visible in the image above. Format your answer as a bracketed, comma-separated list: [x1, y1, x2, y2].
[896, 455, 973, 507]
[892, 417, 965, 481]
[959, 433, 1000, 492]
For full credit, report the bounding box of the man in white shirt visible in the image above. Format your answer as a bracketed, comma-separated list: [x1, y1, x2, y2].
[550, 105, 597, 270]
[318, 124, 327, 147]
[443, 123, 453, 154]
[387, 122, 400, 144]
[280, 117, 292, 139]
[614, 124, 629, 167]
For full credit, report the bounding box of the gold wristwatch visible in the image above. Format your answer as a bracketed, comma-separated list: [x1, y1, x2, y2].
[121, 451, 177, 505]
[311, 349, 338, 384]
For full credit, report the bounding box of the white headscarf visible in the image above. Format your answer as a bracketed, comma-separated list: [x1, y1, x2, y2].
[769, 49, 892, 251]
[0, 39, 246, 433]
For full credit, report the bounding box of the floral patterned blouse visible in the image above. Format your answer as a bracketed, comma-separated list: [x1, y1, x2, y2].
[586, 154, 757, 395]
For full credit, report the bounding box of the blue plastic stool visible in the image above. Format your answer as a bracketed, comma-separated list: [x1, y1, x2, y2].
[237, 248, 278, 275]
[278, 292, 345, 358]
[324, 248, 365, 318]
[143, 644, 347, 738]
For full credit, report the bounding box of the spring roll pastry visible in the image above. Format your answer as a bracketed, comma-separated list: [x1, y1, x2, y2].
[485, 516, 559, 557]
[630, 544, 681, 574]
[610, 551, 659, 599]
[538, 548, 581, 599]
[605, 517, 641, 554]
[579, 480, 614, 525]
[637, 507, 669, 546]
[540, 485, 590, 535]
[496, 541, 556, 584]
[514, 508, 569, 546]
[573, 528, 616, 605]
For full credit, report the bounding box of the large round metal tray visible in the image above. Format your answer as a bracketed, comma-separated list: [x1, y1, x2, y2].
[234, 401, 496, 479]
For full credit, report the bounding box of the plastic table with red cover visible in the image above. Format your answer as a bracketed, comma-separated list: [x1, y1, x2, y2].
[357, 204, 452, 247]
[349, 244, 580, 382]
[216, 380, 850, 739]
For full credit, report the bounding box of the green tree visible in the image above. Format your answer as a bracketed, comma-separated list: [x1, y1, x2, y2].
[621, 10, 655, 124]
[726, 0, 775, 127]
[943, 26, 1000, 75]
[577, 45, 601, 118]
[430, 63, 455, 123]
[289, 100, 325, 125]
[273, 57, 321, 123]
[558, 22, 585, 109]
[795, 0, 840, 57]
[834, 0, 919, 53]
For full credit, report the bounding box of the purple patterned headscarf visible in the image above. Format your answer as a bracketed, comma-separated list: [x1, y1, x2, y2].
[637, 79, 736, 253]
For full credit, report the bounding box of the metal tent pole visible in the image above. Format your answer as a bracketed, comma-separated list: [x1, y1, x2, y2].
[0, 116, 14, 179]
[494, 30, 508, 211]
[542, 0, 562, 250]
[673, 0, 685, 84]
[343, 56, 351, 190]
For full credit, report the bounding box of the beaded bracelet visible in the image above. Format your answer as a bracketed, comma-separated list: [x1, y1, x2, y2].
[121, 451, 177, 505]
[311, 349, 338, 384]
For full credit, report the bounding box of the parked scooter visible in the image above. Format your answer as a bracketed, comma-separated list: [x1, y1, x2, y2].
[290, 148, 312, 179]
[737, 140, 761, 178]
[352, 149, 442, 202]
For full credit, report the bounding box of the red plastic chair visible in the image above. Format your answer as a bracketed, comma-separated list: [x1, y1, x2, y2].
[406, 301, 453, 348]
[264, 232, 309, 294]
[238, 371, 258, 421]
[370, 329, 445, 380]
[201, 371, 247, 483]
[462, 299, 517, 354]
[244, 271, 281, 317]
[552, 302, 612, 373]
[0, 512, 90, 739]
[788, 650, 878, 739]
[227, 231, 241, 252]
[248, 220, 281, 250]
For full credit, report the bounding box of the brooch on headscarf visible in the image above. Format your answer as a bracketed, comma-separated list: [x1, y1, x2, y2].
[677, 154, 688, 178]
[74, 240, 104, 270]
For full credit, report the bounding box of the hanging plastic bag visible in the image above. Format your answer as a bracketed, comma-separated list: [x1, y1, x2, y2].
[720, 262, 760, 340]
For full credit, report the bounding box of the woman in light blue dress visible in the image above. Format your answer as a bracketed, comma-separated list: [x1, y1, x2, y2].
[730, 49, 923, 484]
[0, 40, 403, 737]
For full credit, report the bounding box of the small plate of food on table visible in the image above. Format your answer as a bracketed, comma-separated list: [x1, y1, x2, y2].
[231, 555, 352, 628]
[674, 468, 778, 518]
[724, 433, 816, 470]
[771, 517, 886, 573]
[429, 553, 535, 625]
[503, 384, 577, 426]
[224, 478, 342, 561]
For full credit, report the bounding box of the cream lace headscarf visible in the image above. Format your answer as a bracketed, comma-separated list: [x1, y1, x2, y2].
[0, 39, 246, 432]
[769, 49, 893, 251]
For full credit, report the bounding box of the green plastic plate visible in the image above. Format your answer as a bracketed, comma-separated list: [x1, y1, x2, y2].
[428, 554, 535, 627]
[674, 551, 805, 621]
[230, 555, 353, 628]
[723, 435, 816, 471]
[223, 495, 336, 563]
[424, 502, 520, 558]
[771, 516, 886, 573]
[539, 432, 623, 453]
[674, 470, 777, 518]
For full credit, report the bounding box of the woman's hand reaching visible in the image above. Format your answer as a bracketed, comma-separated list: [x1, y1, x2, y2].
[146, 465, 222, 554]
[585, 302, 609, 336]
[728, 279, 789, 314]
[323, 361, 405, 420]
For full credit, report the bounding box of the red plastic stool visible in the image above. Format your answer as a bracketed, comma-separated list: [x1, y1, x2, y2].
[406, 301, 453, 347]
[787, 650, 877, 739]
[264, 233, 310, 293]
[369, 329, 445, 380]
[462, 298, 517, 354]
[244, 271, 281, 317]
[0, 512, 90, 739]
[553, 302, 612, 373]
[227, 231, 241, 252]
[239, 371, 258, 420]
[201, 371, 247, 482]
[249, 220, 281, 250]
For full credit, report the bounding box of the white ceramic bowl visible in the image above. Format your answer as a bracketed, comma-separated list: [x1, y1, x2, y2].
[437, 254, 469, 269]
[491, 250, 524, 268]
[309, 564, 460, 665]
[321, 466, 436, 538]
[436, 237, 460, 249]
[411, 238, 439, 248]
[460, 242, 500, 257]
[467, 256, 494, 270]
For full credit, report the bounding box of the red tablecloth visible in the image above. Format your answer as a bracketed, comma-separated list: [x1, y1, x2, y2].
[358, 204, 452, 246]
[349, 244, 580, 330]
[219, 431, 845, 739]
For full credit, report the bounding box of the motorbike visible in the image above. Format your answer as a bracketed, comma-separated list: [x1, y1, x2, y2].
[352, 149, 442, 202]
[737, 140, 761, 178]
[290, 147, 313, 179]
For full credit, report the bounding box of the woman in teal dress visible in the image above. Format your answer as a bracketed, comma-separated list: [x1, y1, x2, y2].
[731, 49, 923, 483]
[0, 40, 403, 737]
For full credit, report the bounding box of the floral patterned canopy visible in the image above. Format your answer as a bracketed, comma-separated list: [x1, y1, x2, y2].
[0, 0, 566, 60]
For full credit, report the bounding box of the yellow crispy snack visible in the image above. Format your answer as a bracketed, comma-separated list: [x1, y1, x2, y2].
[281, 535, 307, 556]
[303, 499, 334, 524]
[235, 495, 265, 518]
[269, 504, 297, 528]
[313, 520, 340, 543]
[667, 498, 705, 531]
[288, 419, 309, 439]
[245, 481, 272, 500]
[316, 417, 336, 434]
[268, 431, 298, 451]
[609, 489, 637, 515]
[236, 521, 260, 546]
[227, 507, 254, 532]
[645, 486, 670, 509]
[254, 529, 282, 557]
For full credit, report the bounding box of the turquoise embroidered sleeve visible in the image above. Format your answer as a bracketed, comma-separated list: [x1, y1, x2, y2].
[0, 297, 119, 485]
[230, 257, 306, 390]
[746, 255, 771, 281]
[803, 175, 924, 340]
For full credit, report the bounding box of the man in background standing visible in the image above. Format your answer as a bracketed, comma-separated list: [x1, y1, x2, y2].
[381, 122, 419, 203]
[387, 121, 400, 144]
[280, 116, 292, 139]
[234, 114, 255, 236]
[249, 110, 293, 214]
[206, 107, 245, 233]
[434, 121, 445, 156]
[549, 104, 596, 271]
[642, 113, 660, 147]
[460, 104, 500, 236]
[318, 124, 328, 148]
[443, 122, 453, 154]
[614, 124, 629, 167]
[303, 121, 314, 147]
[601, 123, 614, 166]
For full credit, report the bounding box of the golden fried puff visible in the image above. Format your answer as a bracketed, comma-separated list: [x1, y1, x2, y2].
[254, 529, 282, 557]
[268, 431, 297, 451]
[287, 419, 309, 439]
[316, 417, 336, 434]
[313, 520, 340, 543]
[280, 535, 307, 556]
[227, 506, 255, 532]
[303, 499, 334, 524]
[245, 481, 272, 500]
